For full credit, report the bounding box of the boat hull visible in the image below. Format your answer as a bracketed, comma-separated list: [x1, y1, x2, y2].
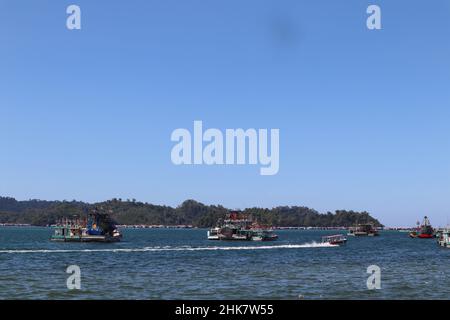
[410, 232, 434, 239]
[218, 234, 250, 241]
[348, 232, 378, 237]
[329, 240, 347, 245]
[252, 235, 278, 241]
[50, 235, 122, 243]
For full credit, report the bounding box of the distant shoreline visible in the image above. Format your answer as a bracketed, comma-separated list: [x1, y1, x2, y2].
[0, 224, 413, 231]
[0, 197, 383, 229]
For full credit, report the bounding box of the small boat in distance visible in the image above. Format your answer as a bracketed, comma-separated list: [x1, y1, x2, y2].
[409, 216, 434, 239]
[437, 228, 450, 247]
[51, 208, 122, 242]
[322, 235, 347, 246]
[347, 224, 379, 237]
[435, 228, 445, 241]
[207, 227, 221, 240]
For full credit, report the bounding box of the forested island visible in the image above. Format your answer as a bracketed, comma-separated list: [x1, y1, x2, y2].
[0, 196, 383, 228]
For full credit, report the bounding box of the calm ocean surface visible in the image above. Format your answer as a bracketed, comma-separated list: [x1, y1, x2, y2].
[0, 227, 449, 300]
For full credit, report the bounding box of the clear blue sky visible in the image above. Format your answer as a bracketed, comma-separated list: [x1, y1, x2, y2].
[1, 0, 450, 226]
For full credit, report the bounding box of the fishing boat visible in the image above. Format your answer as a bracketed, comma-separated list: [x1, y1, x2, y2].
[347, 224, 379, 237]
[51, 208, 122, 242]
[322, 235, 347, 246]
[409, 216, 434, 239]
[207, 212, 278, 241]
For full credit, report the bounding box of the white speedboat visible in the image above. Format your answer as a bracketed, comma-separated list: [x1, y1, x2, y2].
[322, 234, 347, 246]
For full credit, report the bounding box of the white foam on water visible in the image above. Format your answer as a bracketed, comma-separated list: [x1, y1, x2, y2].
[0, 242, 337, 254]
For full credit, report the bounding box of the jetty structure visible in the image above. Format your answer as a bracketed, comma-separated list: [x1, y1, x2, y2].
[51, 207, 122, 242]
[207, 211, 278, 241]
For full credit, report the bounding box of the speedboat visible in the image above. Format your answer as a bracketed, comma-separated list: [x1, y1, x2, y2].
[322, 235, 347, 246]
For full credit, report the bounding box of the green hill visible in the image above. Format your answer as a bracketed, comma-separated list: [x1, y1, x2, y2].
[0, 197, 383, 228]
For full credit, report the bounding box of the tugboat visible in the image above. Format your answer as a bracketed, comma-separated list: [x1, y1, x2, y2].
[207, 212, 278, 241]
[409, 216, 434, 239]
[347, 224, 379, 237]
[51, 208, 122, 242]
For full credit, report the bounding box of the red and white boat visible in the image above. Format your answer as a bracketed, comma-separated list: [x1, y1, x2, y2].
[322, 234, 347, 246]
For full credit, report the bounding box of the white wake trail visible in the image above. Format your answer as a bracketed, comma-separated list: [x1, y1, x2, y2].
[0, 242, 337, 254]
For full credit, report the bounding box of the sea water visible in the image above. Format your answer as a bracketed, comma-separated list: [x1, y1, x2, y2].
[0, 227, 449, 300]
